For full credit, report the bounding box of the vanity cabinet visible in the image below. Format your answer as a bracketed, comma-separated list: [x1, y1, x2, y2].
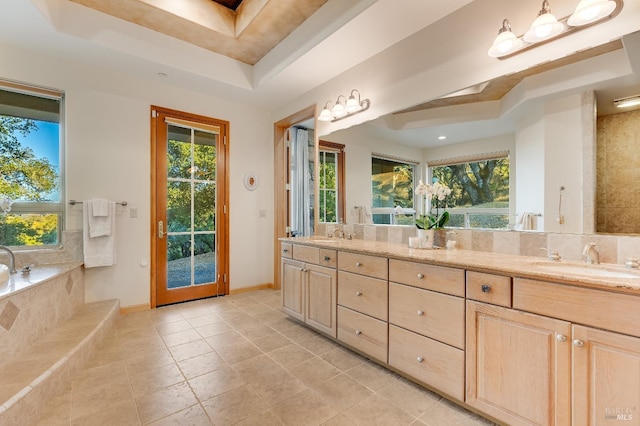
[468, 277, 640, 426]
[466, 300, 571, 426]
[281, 245, 337, 337]
[337, 251, 388, 363]
[513, 278, 640, 424]
[388, 260, 466, 400]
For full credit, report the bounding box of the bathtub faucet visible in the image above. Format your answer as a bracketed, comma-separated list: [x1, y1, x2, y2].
[0, 245, 17, 273]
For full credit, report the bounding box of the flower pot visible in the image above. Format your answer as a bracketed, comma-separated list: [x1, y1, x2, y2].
[416, 228, 435, 249]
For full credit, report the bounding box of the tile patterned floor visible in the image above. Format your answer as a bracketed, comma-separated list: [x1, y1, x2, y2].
[36, 289, 497, 426]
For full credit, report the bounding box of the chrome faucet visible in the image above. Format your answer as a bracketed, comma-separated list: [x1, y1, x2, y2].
[333, 229, 345, 239]
[0, 245, 17, 273]
[582, 243, 600, 265]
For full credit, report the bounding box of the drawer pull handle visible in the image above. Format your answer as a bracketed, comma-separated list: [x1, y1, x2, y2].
[556, 334, 567, 343]
[356, 262, 362, 267]
[573, 339, 584, 347]
[417, 310, 424, 316]
[324, 256, 331, 261]
[355, 330, 362, 336]
[356, 291, 362, 296]
[417, 356, 424, 363]
[283, 249, 289, 253]
[417, 273, 424, 279]
[481, 284, 491, 293]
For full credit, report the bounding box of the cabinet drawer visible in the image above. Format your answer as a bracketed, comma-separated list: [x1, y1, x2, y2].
[338, 271, 388, 321]
[293, 245, 319, 264]
[389, 283, 464, 349]
[513, 278, 640, 338]
[389, 325, 464, 400]
[338, 251, 388, 280]
[467, 271, 512, 307]
[389, 259, 464, 297]
[338, 306, 388, 363]
[281, 242, 293, 259]
[319, 249, 337, 268]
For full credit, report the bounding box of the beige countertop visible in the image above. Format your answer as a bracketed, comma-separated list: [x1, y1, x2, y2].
[281, 237, 640, 296]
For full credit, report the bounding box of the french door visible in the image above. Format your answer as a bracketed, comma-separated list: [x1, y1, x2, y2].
[151, 106, 228, 306]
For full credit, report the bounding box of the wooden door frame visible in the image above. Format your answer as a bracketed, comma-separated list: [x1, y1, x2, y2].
[273, 105, 316, 290]
[150, 105, 230, 308]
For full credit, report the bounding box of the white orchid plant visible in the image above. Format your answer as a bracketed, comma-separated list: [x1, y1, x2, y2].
[414, 180, 452, 229]
[0, 195, 14, 214]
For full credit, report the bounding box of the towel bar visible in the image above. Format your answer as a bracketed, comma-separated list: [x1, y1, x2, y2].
[69, 200, 128, 206]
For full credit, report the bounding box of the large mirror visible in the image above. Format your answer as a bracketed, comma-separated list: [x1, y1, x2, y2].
[317, 33, 640, 235]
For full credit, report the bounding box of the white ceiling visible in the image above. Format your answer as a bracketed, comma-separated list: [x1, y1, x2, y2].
[2, 0, 639, 149]
[0, 0, 473, 108]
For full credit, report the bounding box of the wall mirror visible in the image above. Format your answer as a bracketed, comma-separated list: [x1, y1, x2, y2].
[316, 32, 640, 236]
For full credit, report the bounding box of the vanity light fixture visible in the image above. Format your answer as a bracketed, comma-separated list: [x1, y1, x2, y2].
[488, 0, 623, 59]
[613, 94, 640, 109]
[318, 89, 370, 122]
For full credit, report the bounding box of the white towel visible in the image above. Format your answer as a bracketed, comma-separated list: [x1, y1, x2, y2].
[91, 198, 109, 217]
[88, 199, 113, 238]
[515, 212, 535, 231]
[83, 201, 117, 268]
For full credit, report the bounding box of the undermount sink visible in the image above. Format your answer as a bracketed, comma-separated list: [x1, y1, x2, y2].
[0, 264, 10, 286]
[532, 262, 640, 279]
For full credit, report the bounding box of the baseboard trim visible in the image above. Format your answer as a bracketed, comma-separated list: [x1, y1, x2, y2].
[119, 303, 151, 315]
[229, 283, 274, 295]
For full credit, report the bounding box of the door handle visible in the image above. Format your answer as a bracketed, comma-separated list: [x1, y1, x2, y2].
[158, 220, 167, 238]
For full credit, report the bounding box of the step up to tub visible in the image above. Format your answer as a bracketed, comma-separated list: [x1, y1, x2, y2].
[0, 299, 119, 426]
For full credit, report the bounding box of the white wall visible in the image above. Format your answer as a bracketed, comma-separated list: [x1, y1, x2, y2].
[0, 44, 274, 307]
[543, 94, 584, 234]
[515, 104, 546, 230]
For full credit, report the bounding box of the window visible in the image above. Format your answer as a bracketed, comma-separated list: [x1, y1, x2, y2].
[318, 141, 345, 223]
[429, 153, 509, 229]
[371, 156, 416, 225]
[0, 80, 63, 247]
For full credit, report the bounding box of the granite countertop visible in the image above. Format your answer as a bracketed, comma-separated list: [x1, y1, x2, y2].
[282, 237, 640, 296]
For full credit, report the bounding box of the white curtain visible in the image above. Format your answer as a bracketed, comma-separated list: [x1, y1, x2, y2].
[290, 127, 313, 236]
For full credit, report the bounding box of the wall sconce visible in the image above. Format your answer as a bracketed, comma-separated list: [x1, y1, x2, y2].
[318, 89, 371, 122]
[488, 0, 623, 59]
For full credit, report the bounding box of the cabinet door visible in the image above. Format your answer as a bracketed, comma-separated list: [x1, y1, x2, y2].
[573, 325, 640, 425]
[305, 263, 337, 337]
[466, 301, 571, 426]
[281, 258, 305, 322]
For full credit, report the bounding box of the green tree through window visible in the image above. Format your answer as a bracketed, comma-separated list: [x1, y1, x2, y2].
[0, 84, 62, 247]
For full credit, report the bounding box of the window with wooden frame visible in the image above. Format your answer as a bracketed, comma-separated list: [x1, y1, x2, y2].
[318, 141, 345, 224]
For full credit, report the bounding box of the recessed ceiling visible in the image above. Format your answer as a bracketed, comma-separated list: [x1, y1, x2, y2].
[70, 0, 329, 65]
[211, 0, 243, 11]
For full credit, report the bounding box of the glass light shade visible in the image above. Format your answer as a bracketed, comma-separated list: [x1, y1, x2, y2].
[318, 107, 332, 121]
[524, 12, 564, 42]
[332, 102, 346, 117]
[346, 96, 360, 112]
[568, 0, 617, 26]
[615, 97, 640, 108]
[488, 30, 523, 57]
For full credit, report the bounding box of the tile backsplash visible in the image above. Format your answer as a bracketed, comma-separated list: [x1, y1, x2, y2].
[317, 223, 640, 266]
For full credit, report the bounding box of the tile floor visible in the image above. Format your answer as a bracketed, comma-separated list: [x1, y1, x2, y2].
[36, 289, 496, 426]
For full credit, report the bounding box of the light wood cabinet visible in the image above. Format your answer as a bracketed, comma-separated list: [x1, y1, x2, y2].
[466, 300, 571, 426]
[389, 325, 464, 400]
[338, 271, 388, 321]
[281, 256, 337, 337]
[572, 325, 640, 425]
[389, 282, 464, 349]
[337, 305, 388, 363]
[281, 258, 305, 322]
